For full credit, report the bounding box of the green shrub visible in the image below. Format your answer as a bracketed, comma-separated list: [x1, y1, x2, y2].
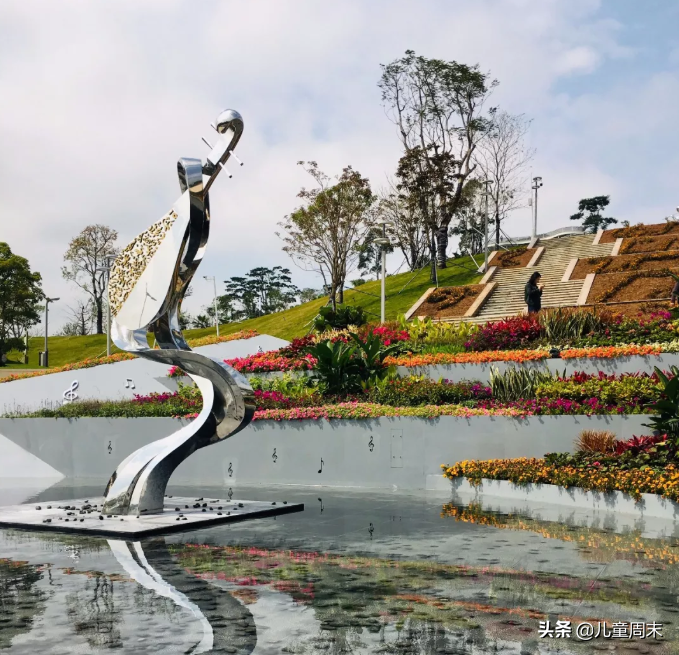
[314, 305, 367, 332]
[367, 376, 491, 407]
[536, 375, 661, 405]
[309, 332, 400, 396]
[645, 366, 679, 439]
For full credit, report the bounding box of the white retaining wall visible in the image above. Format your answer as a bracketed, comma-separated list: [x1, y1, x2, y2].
[0, 335, 288, 413]
[451, 477, 679, 522]
[0, 414, 648, 495]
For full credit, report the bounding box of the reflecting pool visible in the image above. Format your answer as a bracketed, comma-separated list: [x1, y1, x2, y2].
[0, 484, 678, 654]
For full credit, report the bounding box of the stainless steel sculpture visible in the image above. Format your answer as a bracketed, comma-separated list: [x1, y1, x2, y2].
[102, 109, 255, 516]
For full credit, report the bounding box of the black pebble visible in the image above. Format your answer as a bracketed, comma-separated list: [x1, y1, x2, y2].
[218, 506, 222, 510]
[80, 519, 84, 522]
[175, 507, 180, 511]
[196, 497, 203, 501]
[283, 501, 287, 505]
[176, 517, 180, 521]
[217, 512, 222, 516]
[35, 506, 42, 510]
[65, 518, 69, 522]
[182, 517, 187, 521]
[238, 503, 244, 508]
[99, 516, 104, 520]
[43, 519, 51, 523]
[46, 505, 52, 509]
[185, 505, 189, 509]
[202, 508, 206, 512]
[202, 503, 207, 507]
[271, 502, 276, 506]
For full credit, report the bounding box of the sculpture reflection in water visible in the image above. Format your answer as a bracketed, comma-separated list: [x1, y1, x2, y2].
[108, 538, 257, 654]
[102, 109, 255, 516]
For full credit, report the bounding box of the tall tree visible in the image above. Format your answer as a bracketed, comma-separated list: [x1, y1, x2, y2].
[61, 299, 95, 336]
[278, 162, 375, 309]
[62, 224, 118, 334]
[225, 267, 299, 320]
[379, 50, 497, 275]
[0, 243, 43, 362]
[376, 188, 429, 271]
[448, 178, 486, 256]
[475, 109, 534, 248]
[570, 196, 617, 233]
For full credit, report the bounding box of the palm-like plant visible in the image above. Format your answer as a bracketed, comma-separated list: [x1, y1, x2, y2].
[644, 365, 679, 439]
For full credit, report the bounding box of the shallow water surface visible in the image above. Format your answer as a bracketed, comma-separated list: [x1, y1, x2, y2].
[0, 483, 677, 654]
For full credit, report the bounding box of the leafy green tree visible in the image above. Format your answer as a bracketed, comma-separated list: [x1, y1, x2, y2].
[0, 243, 43, 363]
[379, 50, 497, 275]
[278, 162, 375, 309]
[193, 314, 212, 329]
[225, 267, 299, 320]
[570, 196, 617, 233]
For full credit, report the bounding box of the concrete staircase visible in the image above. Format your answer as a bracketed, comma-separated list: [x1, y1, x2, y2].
[469, 234, 615, 323]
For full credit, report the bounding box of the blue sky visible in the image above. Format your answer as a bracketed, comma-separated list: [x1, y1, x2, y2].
[0, 0, 677, 328]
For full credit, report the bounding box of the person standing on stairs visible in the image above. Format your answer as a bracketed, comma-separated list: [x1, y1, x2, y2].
[525, 271, 544, 314]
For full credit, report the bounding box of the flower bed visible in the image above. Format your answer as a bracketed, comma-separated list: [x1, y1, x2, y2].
[442, 457, 679, 501]
[494, 247, 535, 268]
[572, 251, 679, 279]
[0, 330, 259, 384]
[388, 343, 677, 367]
[620, 235, 679, 254]
[416, 285, 484, 319]
[600, 220, 679, 244]
[588, 269, 679, 304]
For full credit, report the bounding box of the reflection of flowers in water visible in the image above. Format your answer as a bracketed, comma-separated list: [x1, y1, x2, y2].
[172, 542, 650, 637]
[230, 588, 259, 605]
[442, 502, 679, 567]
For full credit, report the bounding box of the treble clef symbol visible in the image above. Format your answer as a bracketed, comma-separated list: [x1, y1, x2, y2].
[107, 441, 112, 455]
[228, 462, 233, 477]
[272, 448, 278, 463]
[369, 436, 374, 452]
[63, 380, 79, 404]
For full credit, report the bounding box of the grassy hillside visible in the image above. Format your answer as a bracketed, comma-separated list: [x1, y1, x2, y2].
[8, 255, 480, 369]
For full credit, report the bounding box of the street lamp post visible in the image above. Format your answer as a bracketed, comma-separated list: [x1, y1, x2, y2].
[483, 180, 494, 272]
[531, 176, 543, 243]
[97, 254, 118, 357]
[204, 276, 219, 336]
[374, 220, 393, 324]
[43, 297, 60, 367]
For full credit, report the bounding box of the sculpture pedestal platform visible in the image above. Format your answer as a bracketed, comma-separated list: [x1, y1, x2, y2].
[0, 496, 304, 537]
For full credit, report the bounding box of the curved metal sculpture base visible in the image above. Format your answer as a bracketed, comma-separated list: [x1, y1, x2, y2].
[101, 109, 254, 516]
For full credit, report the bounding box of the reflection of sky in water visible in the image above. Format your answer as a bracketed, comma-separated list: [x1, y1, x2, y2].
[0, 483, 677, 654]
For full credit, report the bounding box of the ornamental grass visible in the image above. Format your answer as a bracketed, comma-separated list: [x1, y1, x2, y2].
[442, 457, 679, 501]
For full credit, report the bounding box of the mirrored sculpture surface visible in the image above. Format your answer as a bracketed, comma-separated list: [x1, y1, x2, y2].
[102, 110, 255, 516]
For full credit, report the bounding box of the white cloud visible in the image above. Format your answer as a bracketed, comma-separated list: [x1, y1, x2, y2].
[0, 0, 675, 329]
